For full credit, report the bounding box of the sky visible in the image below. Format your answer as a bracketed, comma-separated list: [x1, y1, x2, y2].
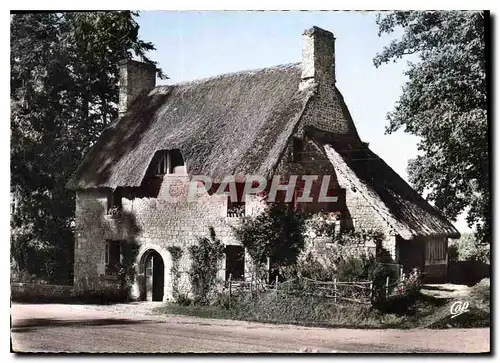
[136, 11, 471, 233]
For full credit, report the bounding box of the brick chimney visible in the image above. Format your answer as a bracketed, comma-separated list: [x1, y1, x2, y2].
[301, 26, 335, 88]
[118, 59, 157, 117]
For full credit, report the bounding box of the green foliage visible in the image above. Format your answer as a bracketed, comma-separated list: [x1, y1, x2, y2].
[336, 254, 377, 282]
[470, 278, 490, 309]
[231, 203, 306, 282]
[449, 232, 490, 264]
[158, 291, 389, 328]
[188, 227, 225, 305]
[119, 241, 140, 297]
[338, 229, 385, 247]
[307, 212, 340, 237]
[157, 286, 490, 329]
[374, 11, 488, 243]
[167, 246, 183, 300]
[291, 229, 385, 282]
[10, 12, 162, 282]
[294, 251, 335, 281]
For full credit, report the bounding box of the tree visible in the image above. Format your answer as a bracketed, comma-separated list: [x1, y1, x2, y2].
[449, 232, 490, 264]
[10, 11, 163, 283]
[374, 11, 488, 243]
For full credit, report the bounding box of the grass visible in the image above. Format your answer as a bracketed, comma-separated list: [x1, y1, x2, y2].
[153, 289, 490, 330]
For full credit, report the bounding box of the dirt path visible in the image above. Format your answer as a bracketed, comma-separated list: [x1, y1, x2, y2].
[11, 303, 490, 353]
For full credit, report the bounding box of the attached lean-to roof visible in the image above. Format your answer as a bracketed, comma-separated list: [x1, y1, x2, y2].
[323, 144, 460, 239]
[67, 63, 313, 190]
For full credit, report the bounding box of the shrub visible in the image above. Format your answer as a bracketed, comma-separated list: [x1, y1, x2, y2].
[470, 278, 490, 309]
[188, 227, 225, 305]
[175, 293, 192, 306]
[167, 246, 183, 300]
[403, 268, 423, 295]
[293, 228, 386, 282]
[77, 289, 129, 304]
[306, 212, 340, 237]
[293, 251, 335, 281]
[336, 253, 377, 282]
[231, 202, 306, 283]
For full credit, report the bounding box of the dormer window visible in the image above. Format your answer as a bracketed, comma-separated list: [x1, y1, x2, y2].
[153, 149, 186, 176]
[156, 152, 169, 175]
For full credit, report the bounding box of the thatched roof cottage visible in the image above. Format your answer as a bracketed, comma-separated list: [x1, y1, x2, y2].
[68, 26, 459, 302]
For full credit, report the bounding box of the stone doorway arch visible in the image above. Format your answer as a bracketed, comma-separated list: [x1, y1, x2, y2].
[137, 248, 170, 302]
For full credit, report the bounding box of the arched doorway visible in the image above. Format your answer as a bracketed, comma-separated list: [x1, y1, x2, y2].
[142, 250, 165, 301]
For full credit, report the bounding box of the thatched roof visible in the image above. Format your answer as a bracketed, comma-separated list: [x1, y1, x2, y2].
[67, 63, 314, 189]
[323, 144, 460, 239]
[67, 59, 459, 240]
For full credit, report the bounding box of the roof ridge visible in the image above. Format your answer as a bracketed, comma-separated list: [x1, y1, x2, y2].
[153, 62, 301, 90]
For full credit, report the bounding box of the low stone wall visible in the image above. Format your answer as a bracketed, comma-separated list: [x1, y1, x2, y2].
[11, 282, 74, 302]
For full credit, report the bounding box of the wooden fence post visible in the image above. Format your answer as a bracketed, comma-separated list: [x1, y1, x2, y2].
[385, 276, 390, 298]
[369, 281, 373, 301]
[275, 275, 279, 297]
[228, 273, 232, 310]
[333, 278, 337, 304]
[399, 266, 403, 281]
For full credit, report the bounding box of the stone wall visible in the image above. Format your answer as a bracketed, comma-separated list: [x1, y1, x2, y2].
[11, 283, 74, 301]
[343, 186, 397, 260]
[74, 181, 268, 301]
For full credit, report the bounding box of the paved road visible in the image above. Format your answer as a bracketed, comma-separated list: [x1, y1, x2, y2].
[11, 303, 490, 353]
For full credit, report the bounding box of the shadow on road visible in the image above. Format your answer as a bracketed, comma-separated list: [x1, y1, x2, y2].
[12, 317, 158, 333]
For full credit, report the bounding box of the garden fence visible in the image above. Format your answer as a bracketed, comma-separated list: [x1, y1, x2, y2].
[225, 262, 407, 306]
[225, 275, 373, 305]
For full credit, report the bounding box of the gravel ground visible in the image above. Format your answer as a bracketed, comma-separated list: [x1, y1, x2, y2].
[420, 284, 472, 299]
[11, 303, 490, 353]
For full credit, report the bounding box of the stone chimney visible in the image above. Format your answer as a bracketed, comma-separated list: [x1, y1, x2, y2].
[301, 26, 335, 88]
[118, 59, 157, 116]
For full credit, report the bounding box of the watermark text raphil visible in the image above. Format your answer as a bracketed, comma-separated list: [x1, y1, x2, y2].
[162, 175, 339, 203]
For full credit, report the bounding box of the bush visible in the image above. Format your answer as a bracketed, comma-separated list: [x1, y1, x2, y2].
[231, 203, 306, 283]
[293, 252, 335, 281]
[470, 278, 490, 309]
[175, 293, 192, 306]
[336, 254, 377, 282]
[74, 289, 129, 304]
[167, 246, 183, 300]
[293, 228, 386, 283]
[188, 227, 225, 305]
[158, 288, 406, 329]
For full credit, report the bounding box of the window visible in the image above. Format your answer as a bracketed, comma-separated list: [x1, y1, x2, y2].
[425, 239, 447, 262]
[154, 149, 186, 176]
[227, 200, 245, 217]
[225, 246, 245, 281]
[156, 152, 169, 175]
[107, 188, 122, 215]
[105, 240, 123, 275]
